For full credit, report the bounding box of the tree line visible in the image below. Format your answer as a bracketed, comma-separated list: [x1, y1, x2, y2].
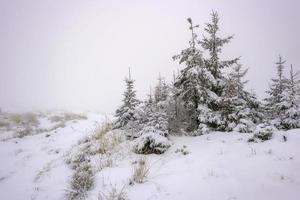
[113, 11, 300, 154]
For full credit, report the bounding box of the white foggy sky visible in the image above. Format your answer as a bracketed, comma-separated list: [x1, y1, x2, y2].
[0, 0, 299, 113]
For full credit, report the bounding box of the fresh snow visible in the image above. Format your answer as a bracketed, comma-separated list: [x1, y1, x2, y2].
[0, 112, 300, 200]
[92, 130, 300, 200]
[0, 112, 108, 200]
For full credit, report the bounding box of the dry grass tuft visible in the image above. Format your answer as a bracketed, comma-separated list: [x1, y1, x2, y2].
[64, 112, 87, 122]
[132, 157, 150, 183]
[9, 112, 39, 125]
[99, 184, 127, 200]
[9, 113, 22, 124]
[92, 122, 113, 140]
[69, 163, 94, 199]
[16, 126, 33, 138]
[0, 119, 9, 128]
[66, 120, 125, 200]
[48, 115, 64, 123]
[90, 122, 122, 155]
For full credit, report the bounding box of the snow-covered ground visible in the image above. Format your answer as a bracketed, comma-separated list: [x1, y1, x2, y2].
[91, 130, 300, 200]
[0, 112, 108, 200]
[0, 112, 300, 200]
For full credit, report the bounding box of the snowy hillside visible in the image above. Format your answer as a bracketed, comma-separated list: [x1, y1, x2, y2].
[0, 112, 299, 200]
[90, 130, 300, 200]
[0, 112, 109, 200]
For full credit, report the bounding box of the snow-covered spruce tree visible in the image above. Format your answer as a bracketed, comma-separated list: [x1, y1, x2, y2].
[279, 64, 300, 129]
[243, 90, 265, 125]
[138, 104, 169, 137]
[114, 69, 140, 129]
[197, 11, 239, 132]
[222, 64, 263, 132]
[154, 75, 169, 103]
[200, 11, 239, 80]
[173, 17, 205, 133]
[174, 12, 241, 134]
[133, 77, 171, 154]
[264, 55, 289, 126]
[167, 71, 186, 134]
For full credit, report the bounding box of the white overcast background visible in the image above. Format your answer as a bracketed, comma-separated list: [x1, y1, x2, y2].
[0, 0, 299, 113]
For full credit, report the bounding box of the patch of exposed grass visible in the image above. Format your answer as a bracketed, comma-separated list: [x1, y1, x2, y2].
[66, 121, 125, 200]
[16, 126, 33, 138]
[48, 115, 65, 123]
[68, 163, 94, 200]
[99, 184, 127, 200]
[9, 112, 39, 125]
[90, 123, 122, 155]
[9, 113, 22, 124]
[64, 113, 87, 122]
[132, 157, 150, 184]
[0, 119, 9, 128]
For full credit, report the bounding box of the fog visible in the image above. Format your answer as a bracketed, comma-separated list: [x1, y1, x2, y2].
[0, 0, 299, 113]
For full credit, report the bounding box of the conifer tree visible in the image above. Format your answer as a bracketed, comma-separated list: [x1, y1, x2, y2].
[279, 64, 300, 129]
[173, 17, 205, 131]
[229, 64, 249, 97]
[200, 11, 239, 89]
[114, 68, 140, 129]
[154, 75, 169, 103]
[146, 86, 154, 106]
[146, 75, 169, 136]
[265, 55, 289, 121]
[132, 76, 171, 154]
[174, 11, 241, 134]
[197, 11, 239, 132]
[134, 75, 170, 138]
[222, 64, 263, 132]
[167, 71, 184, 133]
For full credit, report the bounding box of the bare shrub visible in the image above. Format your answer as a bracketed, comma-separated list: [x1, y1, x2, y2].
[132, 157, 150, 183]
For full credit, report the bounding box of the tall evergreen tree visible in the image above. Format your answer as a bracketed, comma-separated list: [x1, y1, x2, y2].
[279, 64, 300, 129]
[265, 55, 289, 120]
[222, 64, 263, 132]
[200, 11, 239, 89]
[154, 75, 169, 103]
[174, 11, 241, 134]
[197, 11, 239, 132]
[114, 68, 140, 129]
[167, 71, 185, 133]
[173, 17, 205, 131]
[229, 64, 249, 98]
[135, 75, 170, 138]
